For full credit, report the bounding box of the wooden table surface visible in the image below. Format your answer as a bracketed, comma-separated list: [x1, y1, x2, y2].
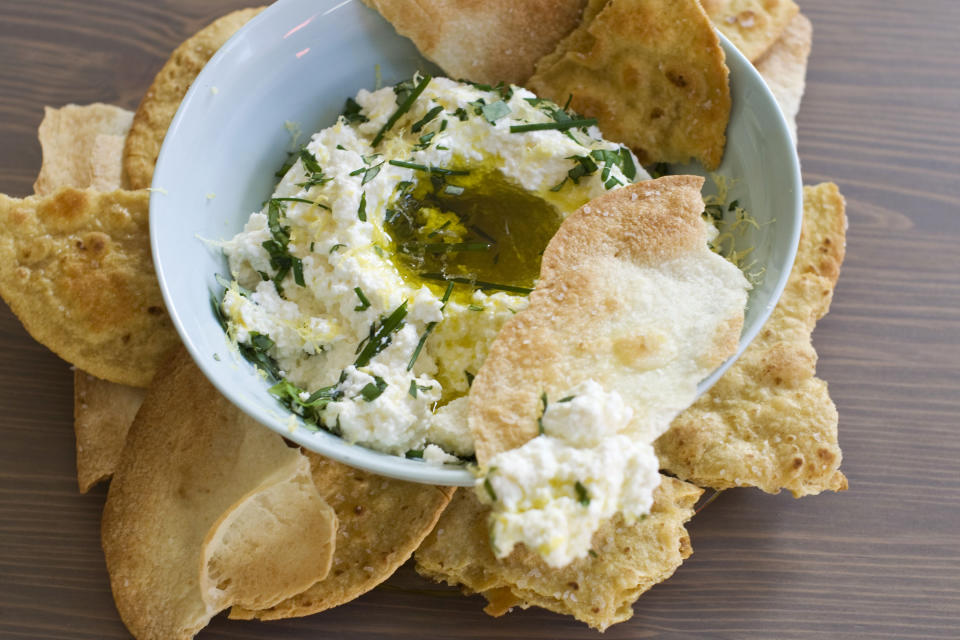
[1, 1, 958, 638]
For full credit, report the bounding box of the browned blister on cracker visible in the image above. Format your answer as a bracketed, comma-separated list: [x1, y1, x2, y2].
[528, 0, 731, 170]
[0, 188, 178, 387]
[470, 176, 748, 463]
[362, 0, 587, 85]
[123, 7, 263, 190]
[231, 453, 454, 620]
[704, 0, 800, 62]
[656, 183, 848, 497]
[102, 348, 337, 640]
[415, 475, 702, 630]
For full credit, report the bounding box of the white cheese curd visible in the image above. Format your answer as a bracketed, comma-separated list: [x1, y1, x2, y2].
[219, 74, 648, 459]
[478, 380, 661, 568]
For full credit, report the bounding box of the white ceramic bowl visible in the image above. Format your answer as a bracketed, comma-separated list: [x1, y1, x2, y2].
[151, 0, 801, 486]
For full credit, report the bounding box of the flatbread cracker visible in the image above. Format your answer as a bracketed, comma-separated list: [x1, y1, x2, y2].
[123, 7, 263, 190]
[704, 0, 800, 62]
[415, 475, 702, 630]
[528, 0, 731, 169]
[201, 462, 337, 612]
[656, 183, 848, 497]
[74, 372, 145, 492]
[231, 453, 454, 620]
[28, 102, 148, 491]
[361, 0, 587, 85]
[0, 188, 178, 387]
[470, 176, 748, 463]
[33, 103, 133, 196]
[102, 347, 336, 640]
[756, 13, 812, 142]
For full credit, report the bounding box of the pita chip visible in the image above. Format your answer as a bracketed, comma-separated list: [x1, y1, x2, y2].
[231, 453, 454, 620]
[33, 103, 133, 196]
[74, 372, 145, 492]
[0, 188, 178, 387]
[756, 13, 813, 142]
[528, 0, 731, 169]
[102, 348, 337, 640]
[27, 102, 148, 491]
[123, 7, 263, 189]
[415, 475, 702, 630]
[361, 0, 587, 85]
[470, 176, 748, 463]
[656, 183, 848, 497]
[704, 0, 800, 62]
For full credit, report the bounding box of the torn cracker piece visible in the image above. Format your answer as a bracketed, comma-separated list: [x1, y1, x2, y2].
[470, 176, 748, 464]
[0, 188, 178, 387]
[74, 372, 145, 493]
[102, 347, 336, 640]
[704, 0, 799, 62]
[756, 13, 812, 143]
[29, 102, 147, 491]
[230, 452, 454, 620]
[415, 475, 702, 631]
[361, 0, 587, 85]
[656, 183, 848, 497]
[528, 0, 731, 170]
[33, 103, 133, 196]
[201, 460, 337, 612]
[123, 7, 263, 190]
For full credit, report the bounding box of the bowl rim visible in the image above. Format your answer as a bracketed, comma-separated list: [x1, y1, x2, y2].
[151, 0, 802, 488]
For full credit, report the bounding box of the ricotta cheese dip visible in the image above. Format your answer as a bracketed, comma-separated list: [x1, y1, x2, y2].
[218, 74, 646, 462]
[479, 380, 661, 568]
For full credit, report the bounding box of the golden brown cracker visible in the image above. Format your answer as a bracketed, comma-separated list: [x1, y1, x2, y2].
[201, 461, 338, 612]
[656, 183, 848, 497]
[33, 103, 133, 196]
[101, 347, 336, 640]
[30, 103, 149, 491]
[230, 453, 455, 620]
[705, 0, 800, 62]
[362, 0, 587, 85]
[756, 13, 813, 142]
[123, 8, 263, 190]
[0, 188, 178, 387]
[470, 177, 747, 463]
[74, 371, 145, 492]
[415, 475, 702, 630]
[529, 0, 731, 169]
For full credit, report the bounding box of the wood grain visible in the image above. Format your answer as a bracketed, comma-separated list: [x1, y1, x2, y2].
[1, 0, 958, 638]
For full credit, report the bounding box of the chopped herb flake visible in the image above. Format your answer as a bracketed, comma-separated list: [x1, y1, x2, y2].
[353, 286, 371, 311]
[358, 191, 367, 221]
[510, 118, 597, 133]
[355, 301, 408, 367]
[411, 105, 444, 132]
[419, 273, 533, 295]
[373, 74, 432, 147]
[359, 375, 388, 402]
[483, 477, 497, 502]
[481, 100, 511, 123]
[388, 159, 469, 175]
[574, 480, 590, 506]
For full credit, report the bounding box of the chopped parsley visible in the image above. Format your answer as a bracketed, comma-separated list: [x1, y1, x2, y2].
[359, 375, 388, 402]
[261, 199, 304, 294]
[574, 480, 591, 506]
[407, 281, 454, 371]
[481, 100, 511, 123]
[483, 477, 498, 502]
[419, 272, 533, 295]
[358, 191, 367, 221]
[341, 97, 368, 124]
[297, 149, 332, 188]
[538, 392, 548, 435]
[388, 159, 469, 176]
[509, 118, 597, 133]
[373, 74, 432, 147]
[355, 300, 408, 367]
[353, 286, 371, 311]
[411, 105, 444, 132]
[350, 161, 383, 186]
